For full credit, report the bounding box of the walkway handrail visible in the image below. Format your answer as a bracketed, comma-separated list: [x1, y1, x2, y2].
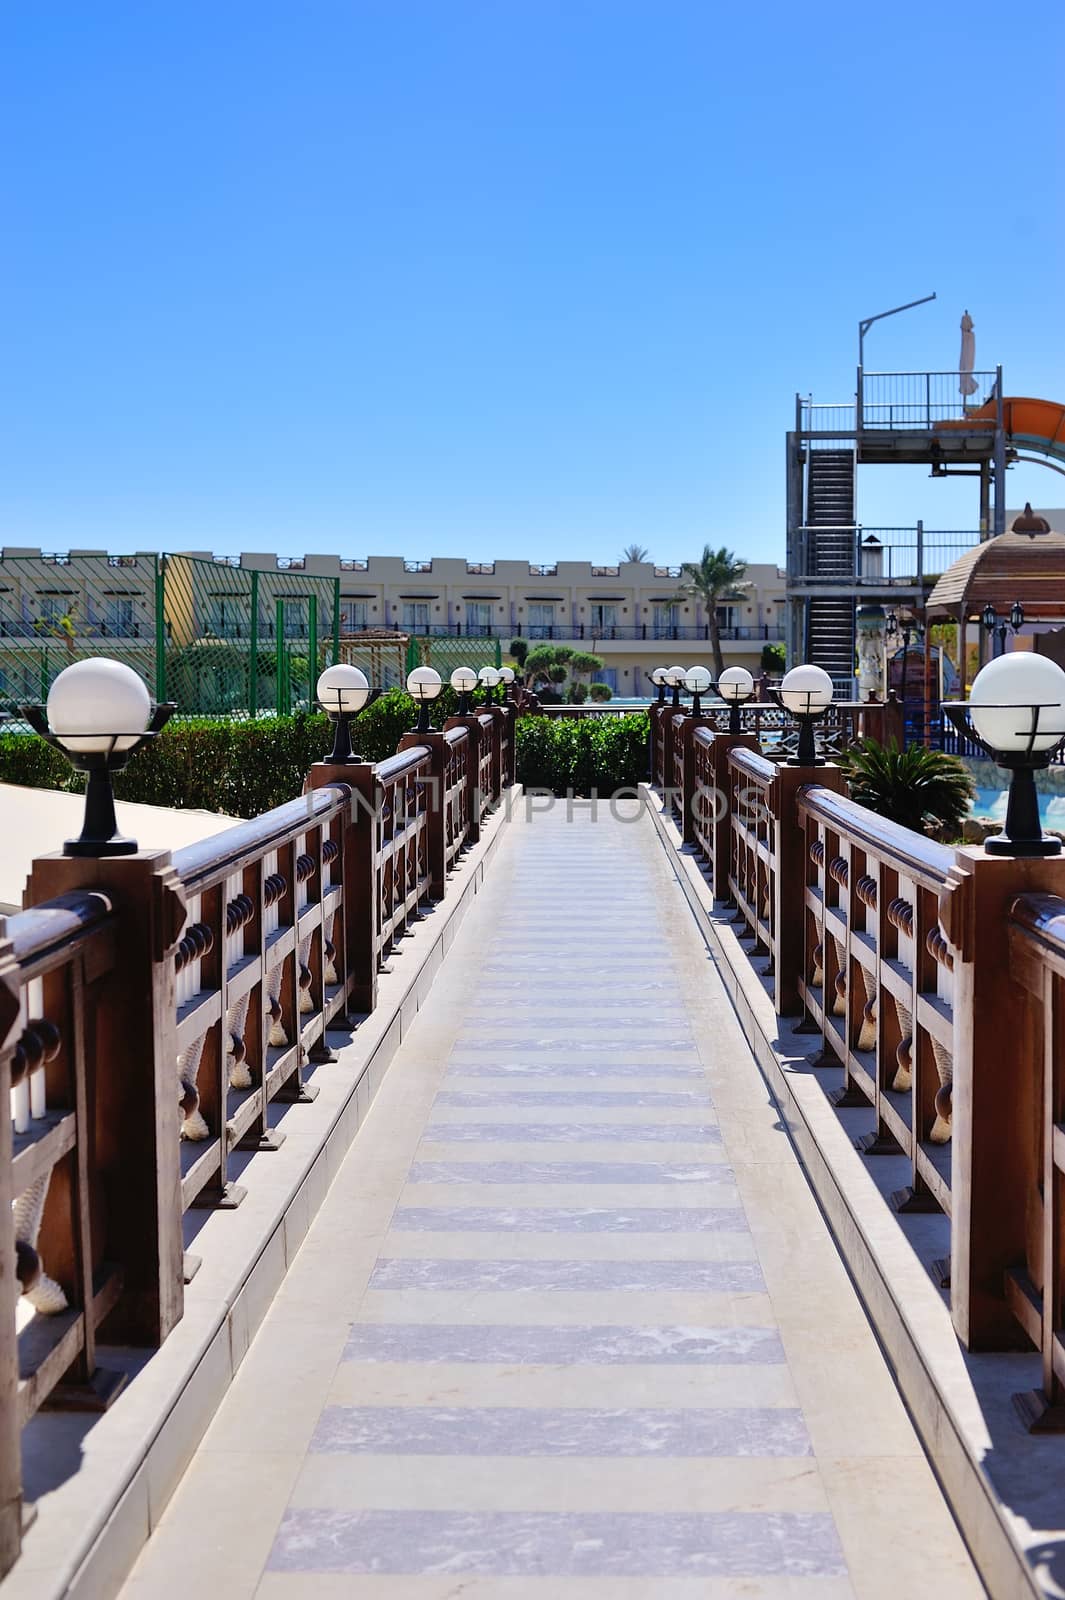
[375, 745, 430, 785]
[668, 722, 1065, 1374]
[0, 711, 511, 1578]
[173, 781, 354, 1212]
[796, 776, 956, 1230]
[172, 786, 349, 888]
[797, 783, 954, 889]
[0, 888, 121, 1568]
[1004, 892, 1065, 1420]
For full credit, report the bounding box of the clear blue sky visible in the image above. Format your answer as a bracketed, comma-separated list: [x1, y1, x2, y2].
[3, 1, 1063, 566]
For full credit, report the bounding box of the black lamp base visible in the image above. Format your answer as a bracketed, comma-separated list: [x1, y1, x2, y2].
[64, 833, 139, 858]
[985, 835, 1062, 858]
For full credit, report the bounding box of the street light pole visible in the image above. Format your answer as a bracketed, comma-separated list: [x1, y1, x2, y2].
[858, 292, 938, 374]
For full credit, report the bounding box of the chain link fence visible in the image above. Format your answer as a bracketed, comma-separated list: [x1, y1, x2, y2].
[0, 553, 505, 720]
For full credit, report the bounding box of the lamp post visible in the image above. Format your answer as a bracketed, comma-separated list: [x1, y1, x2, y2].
[498, 666, 515, 702]
[478, 665, 501, 707]
[769, 663, 834, 765]
[406, 667, 443, 735]
[450, 665, 477, 716]
[715, 665, 756, 734]
[942, 653, 1065, 856]
[24, 658, 174, 856]
[651, 666, 668, 705]
[683, 665, 712, 717]
[666, 664, 687, 711]
[982, 600, 1025, 659]
[885, 608, 920, 746]
[316, 664, 371, 763]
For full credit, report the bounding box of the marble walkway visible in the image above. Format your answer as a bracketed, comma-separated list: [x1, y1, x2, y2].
[121, 800, 985, 1599]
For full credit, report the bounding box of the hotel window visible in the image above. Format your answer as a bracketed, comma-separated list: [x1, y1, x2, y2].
[103, 597, 136, 637]
[653, 603, 679, 638]
[402, 602, 430, 633]
[341, 599, 368, 631]
[593, 667, 618, 691]
[527, 602, 555, 637]
[206, 595, 241, 637]
[589, 604, 617, 633]
[466, 601, 492, 632]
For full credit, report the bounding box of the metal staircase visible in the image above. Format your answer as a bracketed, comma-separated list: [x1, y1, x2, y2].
[805, 449, 856, 685]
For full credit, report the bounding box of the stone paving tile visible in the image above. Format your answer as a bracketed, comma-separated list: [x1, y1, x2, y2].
[366, 1258, 766, 1293]
[121, 803, 984, 1600]
[340, 1323, 788, 1365]
[390, 1204, 748, 1232]
[309, 1404, 811, 1457]
[265, 1507, 846, 1578]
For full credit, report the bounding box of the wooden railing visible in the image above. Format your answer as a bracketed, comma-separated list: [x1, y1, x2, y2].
[172, 785, 353, 1214]
[797, 785, 956, 1215]
[443, 726, 471, 871]
[0, 893, 119, 1568]
[1004, 896, 1065, 1425]
[668, 718, 1065, 1412]
[0, 711, 510, 1577]
[655, 698, 901, 788]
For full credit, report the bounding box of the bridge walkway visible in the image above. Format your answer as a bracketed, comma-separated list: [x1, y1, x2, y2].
[120, 800, 983, 1598]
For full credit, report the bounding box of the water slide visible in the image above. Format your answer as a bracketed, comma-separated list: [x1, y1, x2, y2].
[937, 396, 1065, 467]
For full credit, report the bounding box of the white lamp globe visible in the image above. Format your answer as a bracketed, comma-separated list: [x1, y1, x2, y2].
[316, 663, 369, 715]
[450, 666, 478, 693]
[718, 666, 755, 702]
[499, 667, 515, 684]
[652, 667, 669, 686]
[969, 653, 1065, 754]
[406, 666, 443, 702]
[666, 664, 687, 687]
[47, 658, 152, 754]
[684, 666, 713, 694]
[478, 666, 501, 687]
[779, 663, 834, 716]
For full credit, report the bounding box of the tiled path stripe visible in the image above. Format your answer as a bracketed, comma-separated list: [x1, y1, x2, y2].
[121, 801, 985, 1600]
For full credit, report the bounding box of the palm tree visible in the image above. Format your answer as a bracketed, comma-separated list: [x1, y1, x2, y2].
[621, 544, 649, 564]
[840, 739, 974, 837]
[680, 545, 748, 677]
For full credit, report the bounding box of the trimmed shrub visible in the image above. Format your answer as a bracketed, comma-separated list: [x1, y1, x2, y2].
[0, 687, 464, 819]
[515, 713, 649, 796]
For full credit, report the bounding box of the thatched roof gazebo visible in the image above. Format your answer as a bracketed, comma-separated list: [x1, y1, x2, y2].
[925, 504, 1065, 688]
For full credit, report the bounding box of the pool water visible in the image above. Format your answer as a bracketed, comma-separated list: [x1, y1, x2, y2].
[970, 787, 1065, 827]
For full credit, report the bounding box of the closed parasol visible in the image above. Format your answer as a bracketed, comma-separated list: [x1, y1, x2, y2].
[959, 310, 978, 398]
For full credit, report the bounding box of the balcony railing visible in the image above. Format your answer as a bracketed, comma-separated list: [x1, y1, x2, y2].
[338, 621, 782, 643]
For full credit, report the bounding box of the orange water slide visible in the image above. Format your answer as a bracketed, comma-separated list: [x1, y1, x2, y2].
[937, 396, 1065, 463]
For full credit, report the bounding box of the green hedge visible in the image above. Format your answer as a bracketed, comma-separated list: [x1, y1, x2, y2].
[515, 713, 649, 795]
[0, 688, 462, 819]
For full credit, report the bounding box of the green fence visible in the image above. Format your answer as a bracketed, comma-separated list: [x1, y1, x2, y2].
[0, 552, 503, 720]
[161, 555, 341, 717]
[405, 634, 503, 679]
